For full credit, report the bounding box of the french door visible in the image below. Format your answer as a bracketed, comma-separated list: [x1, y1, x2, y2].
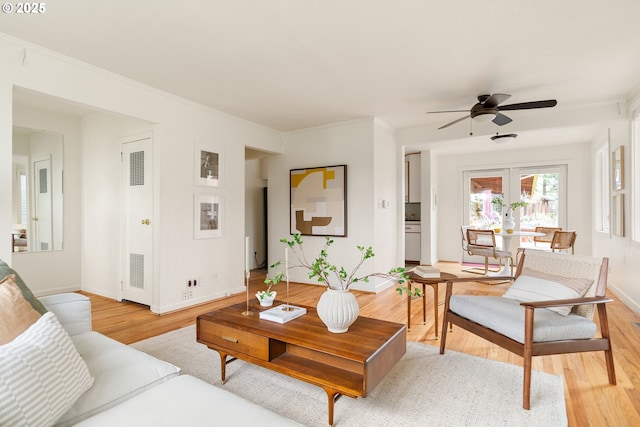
[462, 165, 567, 261]
[462, 169, 509, 263]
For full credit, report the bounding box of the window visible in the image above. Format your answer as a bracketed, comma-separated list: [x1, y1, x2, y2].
[595, 143, 610, 233]
[632, 109, 640, 242]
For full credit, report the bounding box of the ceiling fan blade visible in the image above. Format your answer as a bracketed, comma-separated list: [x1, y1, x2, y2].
[492, 113, 512, 126]
[483, 93, 511, 108]
[426, 109, 469, 114]
[438, 115, 470, 129]
[498, 99, 557, 111]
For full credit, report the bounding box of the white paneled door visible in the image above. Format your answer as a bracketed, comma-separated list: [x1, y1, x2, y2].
[121, 136, 153, 306]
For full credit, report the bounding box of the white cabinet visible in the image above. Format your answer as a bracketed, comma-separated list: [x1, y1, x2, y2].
[405, 222, 421, 262]
[405, 153, 421, 203]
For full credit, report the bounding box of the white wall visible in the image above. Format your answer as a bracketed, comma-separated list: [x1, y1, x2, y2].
[592, 119, 640, 313]
[0, 35, 281, 313]
[434, 142, 593, 263]
[266, 118, 401, 292]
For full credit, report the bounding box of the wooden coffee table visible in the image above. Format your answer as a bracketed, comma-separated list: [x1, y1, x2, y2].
[197, 301, 406, 426]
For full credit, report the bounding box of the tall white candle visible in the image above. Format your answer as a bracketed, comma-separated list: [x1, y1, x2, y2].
[285, 247, 289, 271]
[245, 237, 250, 273]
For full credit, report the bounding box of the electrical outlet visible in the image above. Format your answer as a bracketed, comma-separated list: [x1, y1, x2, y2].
[182, 290, 189, 300]
[188, 289, 193, 299]
[187, 279, 192, 288]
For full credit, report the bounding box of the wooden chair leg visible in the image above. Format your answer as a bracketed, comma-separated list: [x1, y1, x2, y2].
[597, 303, 617, 384]
[523, 306, 535, 410]
[440, 282, 453, 355]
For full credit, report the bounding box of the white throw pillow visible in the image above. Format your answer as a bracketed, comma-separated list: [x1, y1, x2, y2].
[0, 312, 94, 427]
[502, 268, 593, 316]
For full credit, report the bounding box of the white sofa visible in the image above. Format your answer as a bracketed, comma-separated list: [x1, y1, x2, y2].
[36, 293, 302, 426]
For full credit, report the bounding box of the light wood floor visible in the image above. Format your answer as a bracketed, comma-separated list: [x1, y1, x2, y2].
[84, 262, 640, 427]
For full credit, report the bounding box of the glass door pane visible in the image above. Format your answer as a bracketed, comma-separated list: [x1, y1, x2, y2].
[462, 169, 509, 263]
[464, 170, 508, 230]
[516, 165, 567, 248]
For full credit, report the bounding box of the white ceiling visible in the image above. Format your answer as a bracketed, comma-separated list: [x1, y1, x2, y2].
[2, 0, 640, 150]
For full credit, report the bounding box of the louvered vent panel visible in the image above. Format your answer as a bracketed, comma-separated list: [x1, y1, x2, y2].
[130, 151, 144, 186]
[39, 168, 48, 193]
[129, 253, 145, 289]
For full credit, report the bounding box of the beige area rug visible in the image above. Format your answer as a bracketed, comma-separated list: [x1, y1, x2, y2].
[131, 325, 567, 427]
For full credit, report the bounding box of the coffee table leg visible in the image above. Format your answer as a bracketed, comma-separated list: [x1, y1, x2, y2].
[323, 388, 341, 426]
[216, 351, 228, 384]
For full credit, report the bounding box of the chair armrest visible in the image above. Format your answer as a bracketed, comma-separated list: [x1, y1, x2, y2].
[520, 296, 613, 310]
[442, 276, 516, 284]
[38, 293, 92, 336]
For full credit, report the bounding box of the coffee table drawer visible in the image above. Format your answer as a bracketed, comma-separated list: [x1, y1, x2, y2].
[199, 322, 269, 361]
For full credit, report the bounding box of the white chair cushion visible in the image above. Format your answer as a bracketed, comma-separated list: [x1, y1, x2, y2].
[450, 295, 597, 343]
[502, 268, 593, 316]
[74, 375, 304, 426]
[0, 312, 94, 427]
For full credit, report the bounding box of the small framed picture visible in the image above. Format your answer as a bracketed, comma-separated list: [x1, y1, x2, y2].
[194, 194, 223, 239]
[195, 141, 224, 187]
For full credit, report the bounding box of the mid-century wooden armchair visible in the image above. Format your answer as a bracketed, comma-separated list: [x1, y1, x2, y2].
[440, 249, 616, 409]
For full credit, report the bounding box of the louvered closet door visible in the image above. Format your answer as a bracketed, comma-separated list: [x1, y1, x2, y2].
[121, 136, 154, 306]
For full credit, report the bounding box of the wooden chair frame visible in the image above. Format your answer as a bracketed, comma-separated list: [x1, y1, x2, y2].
[439, 252, 616, 409]
[551, 230, 577, 254]
[462, 228, 513, 275]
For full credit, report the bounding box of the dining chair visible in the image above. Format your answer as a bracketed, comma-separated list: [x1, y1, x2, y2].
[516, 226, 562, 263]
[463, 228, 513, 275]
[551, 230, 577, 254]
[440, 249, 616, 409]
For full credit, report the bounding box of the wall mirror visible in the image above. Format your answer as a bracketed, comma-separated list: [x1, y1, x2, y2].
[12, 126, 64, 252]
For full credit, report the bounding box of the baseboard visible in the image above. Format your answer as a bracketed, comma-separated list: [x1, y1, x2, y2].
[33, 285, 80, 298]
[350, 276, 395, 293]
[609, 281, 640, 316]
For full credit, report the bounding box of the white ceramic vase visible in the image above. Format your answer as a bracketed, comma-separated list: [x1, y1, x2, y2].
[256, 291, 276, 307]
[503, 207, 515, 232]
[316, 289, 359, 333]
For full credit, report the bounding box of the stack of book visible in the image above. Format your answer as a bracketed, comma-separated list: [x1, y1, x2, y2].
[259, 304, 307, 324]
[414, 265, 441, 278]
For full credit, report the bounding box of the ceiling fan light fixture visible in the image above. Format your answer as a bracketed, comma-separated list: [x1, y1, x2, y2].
[472, 112, 497, 123]
[491, 133, 518, 143]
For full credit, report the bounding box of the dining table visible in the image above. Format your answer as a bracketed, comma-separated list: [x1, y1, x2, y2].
[488, 230, 545, 276]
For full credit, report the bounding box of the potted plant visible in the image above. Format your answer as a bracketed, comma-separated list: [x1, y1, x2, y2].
[255, 283, 277, 307]
[491, 194, 528, 232]
[264, 234, 414, 332]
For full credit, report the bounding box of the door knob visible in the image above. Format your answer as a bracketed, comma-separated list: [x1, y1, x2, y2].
[141, 219, 150, 225]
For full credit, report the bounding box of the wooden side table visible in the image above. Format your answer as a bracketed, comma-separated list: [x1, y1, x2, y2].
[407, 271, 458, 339]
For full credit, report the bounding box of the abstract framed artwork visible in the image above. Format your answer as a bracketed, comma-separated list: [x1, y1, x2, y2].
[194, 194, 223, 239]
[195, 141, 224, 187]
[612, 146, 624, 191]
[290, 165, 347, 237]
